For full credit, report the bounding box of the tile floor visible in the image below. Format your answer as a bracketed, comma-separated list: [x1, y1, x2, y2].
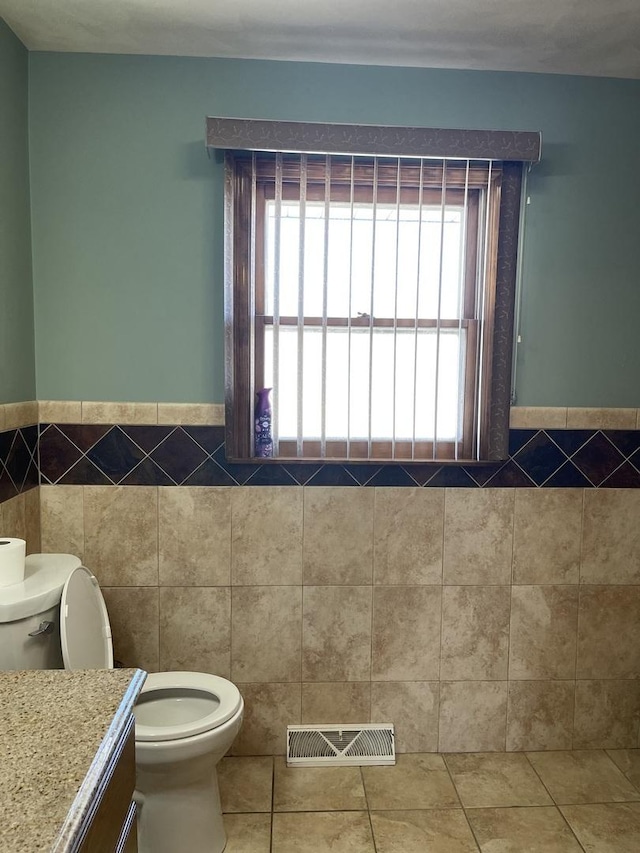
[217, 749, 640, 852]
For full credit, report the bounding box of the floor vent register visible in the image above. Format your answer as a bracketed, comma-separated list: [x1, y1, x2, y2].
[286, 724, 395, 767]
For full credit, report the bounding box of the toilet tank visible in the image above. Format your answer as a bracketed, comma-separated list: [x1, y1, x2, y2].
[0, 554, 81, 671]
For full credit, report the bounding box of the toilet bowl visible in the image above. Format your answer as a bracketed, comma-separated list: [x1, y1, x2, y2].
[0, 554, 244, 853]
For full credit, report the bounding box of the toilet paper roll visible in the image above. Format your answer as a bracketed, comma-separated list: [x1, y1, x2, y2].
[0, 538, 26, 587]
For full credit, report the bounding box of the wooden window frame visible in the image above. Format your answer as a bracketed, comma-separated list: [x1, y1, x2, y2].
[224, 152, 523, 464]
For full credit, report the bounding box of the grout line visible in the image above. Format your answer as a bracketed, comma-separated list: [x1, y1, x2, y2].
[269, 755, 275, 853]
[359, 764, 379, 853]
[440, 755, 481, 851]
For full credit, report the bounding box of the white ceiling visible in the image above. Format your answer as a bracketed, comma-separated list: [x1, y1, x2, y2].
[1, 0, 639, 79]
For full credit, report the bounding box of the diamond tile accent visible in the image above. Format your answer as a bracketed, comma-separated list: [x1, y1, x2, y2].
[5, 420, 640, 504]
[601, 461, 640, 488]
[366, 465, 418, 487]
[546, 429, 594, 456]
[39, 425, 83, 483]
[485, 460, 536, 487]
[5, 432, 33, 491]
[58, 457, 113, 486]
[544, 460, 593, 488]
[245, 464, 299, 486]
[86, 427, 146, 483]
[150, 428, 209, 483]
[428, 466, 477, 487]
[513, 432, 568, 485]
[58, 423, 112, 452]
[120, 425, 174, 454]
[572, 433, 625, 486]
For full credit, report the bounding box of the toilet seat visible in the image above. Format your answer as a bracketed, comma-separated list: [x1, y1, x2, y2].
[135, 671, 242, 742]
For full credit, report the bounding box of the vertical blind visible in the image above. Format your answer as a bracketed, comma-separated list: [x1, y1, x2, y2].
[242, 152, 502, 461]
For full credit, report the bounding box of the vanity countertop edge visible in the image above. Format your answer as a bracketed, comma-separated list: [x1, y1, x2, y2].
[0, 668, 147, 853]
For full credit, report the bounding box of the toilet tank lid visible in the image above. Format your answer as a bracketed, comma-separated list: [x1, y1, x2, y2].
[0, 553, 81, 623]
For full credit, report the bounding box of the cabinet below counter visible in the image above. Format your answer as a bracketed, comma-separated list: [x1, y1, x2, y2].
[0, 668, 146, 852]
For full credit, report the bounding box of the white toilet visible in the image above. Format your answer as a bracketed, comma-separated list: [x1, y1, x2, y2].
[0, 553, 243, 853]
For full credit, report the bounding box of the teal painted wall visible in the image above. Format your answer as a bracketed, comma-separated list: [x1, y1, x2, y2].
[0, 21, 35, 403]
[28, 53, 640, 405]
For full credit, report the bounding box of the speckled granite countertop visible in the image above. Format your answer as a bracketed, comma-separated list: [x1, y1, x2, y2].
[0, 669, 146, 852]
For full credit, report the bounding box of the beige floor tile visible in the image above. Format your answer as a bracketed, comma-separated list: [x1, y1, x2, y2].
[223, 813, 272, 853]
[370, 809, 479, 852]
[526, 750, 640, 804]
[467, 806, 583, 852]
[219, 757, 274, 813]
[273, 757, 367, 811]
[272, 811, 374, 853]
[444, 753, 552, 808]
[362, 754, 460, 810]
[607, 750, 640, 790]
[560, 802, 640, 852]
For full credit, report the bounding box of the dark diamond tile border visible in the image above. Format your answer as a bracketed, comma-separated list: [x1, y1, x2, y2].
[4, 422, 640, 503]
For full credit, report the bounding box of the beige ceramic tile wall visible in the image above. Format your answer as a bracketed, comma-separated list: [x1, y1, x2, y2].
[38, 484, 640, 755]
[0, 488, 41, 555]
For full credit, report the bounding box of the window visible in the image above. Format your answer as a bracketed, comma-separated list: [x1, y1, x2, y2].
[210, 119, 540, 463]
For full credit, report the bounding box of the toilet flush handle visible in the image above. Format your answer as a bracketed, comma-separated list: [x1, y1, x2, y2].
[28, 621, 55, 637]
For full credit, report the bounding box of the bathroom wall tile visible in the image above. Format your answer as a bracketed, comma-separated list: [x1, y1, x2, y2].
[232, 683, 301, 755]
[373, 488, 444, 585]
[24, 487, 41, 555]
[443, 490, 514, 585]
[0, 493, 26, 542]
[83, 486, 158, 585]
[158, 486, 231, 586]
[102, 586, 159, 672]
[577, 586, 640, 679]
[509, 586, 578, 680]
[566, 408, 637, 429]
[39, 485, 84, 559]
[371, 682, 439, 753]
[441, 586, 510, 681]
[4, 401, 38, 430]
[582, 490, 640, 584]
[302, 683, 371, 724]
[573, 680, 640, 750]
[231, 487, 302, 585]
[231, 586, 302, 683]
[38, 401, 83, 424]
[159, 586, 231, 676]
[438, 682, 508, 752]
[303, 488, 374, 585]
[512, 489, 582, 584]
[509, 407, 568, 429]
[302, 586, 372, 682]
[372, 586, 441, 681]
[0, 406, 5, 432]
[506, 681, 574, 751]
[81, 401, 158, 425]
[157, 402, 225, 425]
